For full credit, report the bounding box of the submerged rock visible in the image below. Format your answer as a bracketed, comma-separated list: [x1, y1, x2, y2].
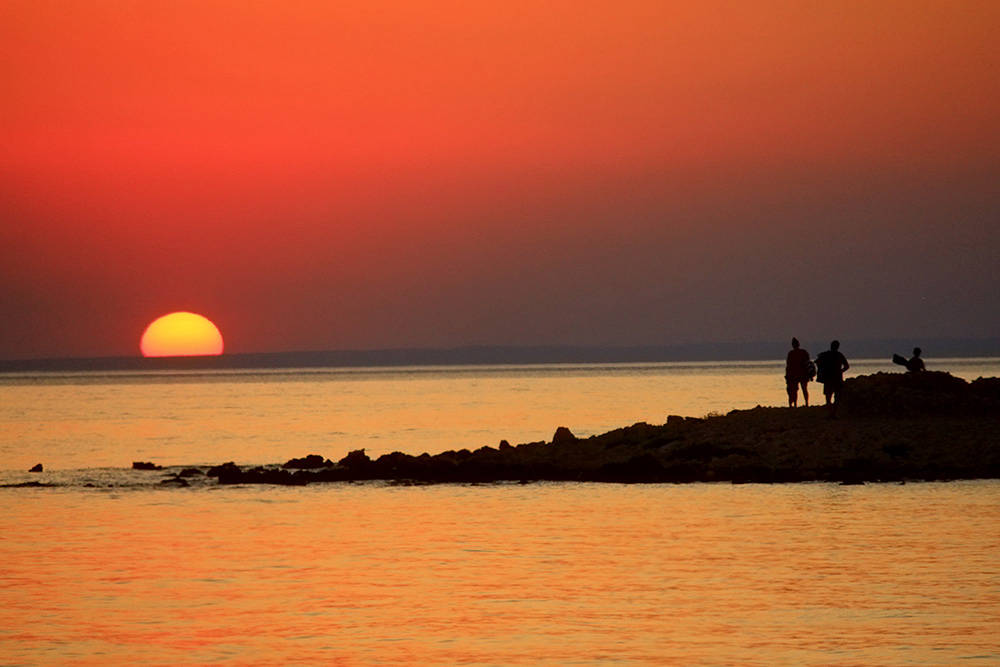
[220, 466, 305, 486]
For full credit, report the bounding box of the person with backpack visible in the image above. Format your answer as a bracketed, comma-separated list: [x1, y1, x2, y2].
[784, 337, 814, 407]
[815, 340, 850, 417]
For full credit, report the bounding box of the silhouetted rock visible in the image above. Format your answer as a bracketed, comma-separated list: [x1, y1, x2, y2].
[339, 449, 372, 472]
[552, 427, 576, 445]
[282, 454, 333, 469]
[207, 461, 243, 483]
[971, 376, 1000, 401]
[160, 476, 190, 487]
[593, 454, 668, 482]
[178, 468, 204, 477]
[207, 461, 238, 476]
[195, 372, 1000, 486]
[29, 463, 43, 473]
[840, 371, 981, 417]
[132, 461, 162, 471]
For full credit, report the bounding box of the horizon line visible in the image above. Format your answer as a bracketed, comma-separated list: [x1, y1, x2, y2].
[2, 337, 997, 372]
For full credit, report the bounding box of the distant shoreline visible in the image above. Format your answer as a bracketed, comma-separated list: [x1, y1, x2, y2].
[2, 339, 998, 373]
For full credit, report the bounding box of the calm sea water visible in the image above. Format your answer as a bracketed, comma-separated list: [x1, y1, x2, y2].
[2, 359, 1000, 664]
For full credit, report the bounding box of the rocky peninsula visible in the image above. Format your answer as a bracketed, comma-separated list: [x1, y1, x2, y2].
[201, 372, 999, 486]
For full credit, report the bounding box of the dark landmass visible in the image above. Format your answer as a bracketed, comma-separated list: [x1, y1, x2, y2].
[197, 372, 999, 486]
[1, 338, 997, 373]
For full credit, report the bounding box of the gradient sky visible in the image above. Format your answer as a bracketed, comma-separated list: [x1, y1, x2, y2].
[2, 1, 998, 359]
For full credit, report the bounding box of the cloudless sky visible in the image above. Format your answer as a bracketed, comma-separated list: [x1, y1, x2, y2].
[2, 1, 998, 359]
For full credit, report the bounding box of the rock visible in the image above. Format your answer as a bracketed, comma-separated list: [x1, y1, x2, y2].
[29, 463, 43, 473]
[160, 476, 189, 487]
[207, 461, 242, 484]
[191, 371, 1000, 486]
[178, 468, 204, 477]
[552, 427, 576, 445]
[338, 449, 372, 470]
[882, 442, 911, 458]
[207, 461, 238, 475]
[132, 461, 162, 471]
[282, 454, 333, 469]
[841, 371, 978, 417]
[374, 451, 420, 478]
[971, 376, 1000, 398]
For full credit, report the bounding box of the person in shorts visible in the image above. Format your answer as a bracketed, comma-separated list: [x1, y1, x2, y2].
[784, 337, 812, 407]
[815, 340, 850, 417]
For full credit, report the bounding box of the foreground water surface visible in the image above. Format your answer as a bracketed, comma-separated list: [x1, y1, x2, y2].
[2, 482, 998, 665]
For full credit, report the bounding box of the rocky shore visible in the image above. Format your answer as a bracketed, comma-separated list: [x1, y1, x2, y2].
[194, 372, 999, 486]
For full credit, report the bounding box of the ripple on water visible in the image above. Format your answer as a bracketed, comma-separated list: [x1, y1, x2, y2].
[2, 481, 998, 664]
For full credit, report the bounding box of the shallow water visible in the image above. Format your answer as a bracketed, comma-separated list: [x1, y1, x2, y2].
[2, 482, 999, 664]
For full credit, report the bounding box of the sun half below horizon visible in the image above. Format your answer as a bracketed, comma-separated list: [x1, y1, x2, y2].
[140, 312, 224, 357]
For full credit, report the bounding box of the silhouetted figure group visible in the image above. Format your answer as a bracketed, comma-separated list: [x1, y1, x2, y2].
[786, 338, 849, 417]
[787, 339, 926, 417]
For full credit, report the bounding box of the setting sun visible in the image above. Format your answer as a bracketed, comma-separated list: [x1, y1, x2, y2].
[140, 312, 224, 357]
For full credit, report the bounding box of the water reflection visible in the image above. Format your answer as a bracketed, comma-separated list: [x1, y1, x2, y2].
[2, 482, 998, 664]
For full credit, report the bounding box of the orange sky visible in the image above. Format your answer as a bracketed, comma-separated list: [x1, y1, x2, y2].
[2, 1, 998, 358]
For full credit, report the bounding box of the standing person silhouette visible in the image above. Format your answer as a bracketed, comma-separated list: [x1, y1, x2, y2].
[784, 337, 812, 407]
[815, 340, 849, 417]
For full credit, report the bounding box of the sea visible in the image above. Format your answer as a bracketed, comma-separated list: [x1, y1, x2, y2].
[2, 358, 999, 664]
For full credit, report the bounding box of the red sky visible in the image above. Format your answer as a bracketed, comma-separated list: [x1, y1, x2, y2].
[2, 1, 998, 358]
